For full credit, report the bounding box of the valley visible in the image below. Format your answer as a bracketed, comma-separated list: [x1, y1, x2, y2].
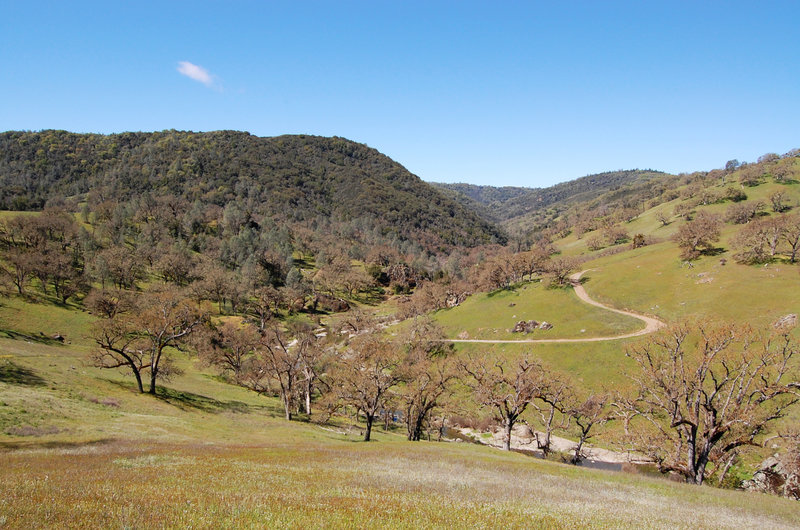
[1, 132, 799, 526]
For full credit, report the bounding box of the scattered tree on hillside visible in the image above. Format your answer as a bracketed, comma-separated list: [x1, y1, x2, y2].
[618, 321, 800, 485]
[672, 211, 722, 260]
[732, 216, 786, 264]
[546, 256, 581, 286]
[250, 325, 305, 421]
[530, 374, 572, 456]
[565, 393, 610, 464]
[2, 247, 35, 294]
[326, 334, 402, 441]
[725, 201, 765, 225]
[770, 190, 788, 213]
[203, 320, 260, 384]
[462, 356, 547, 451]
[92, 288, 206, 394]
[84, 288, 134, 319]
[396, 318, 456, 441]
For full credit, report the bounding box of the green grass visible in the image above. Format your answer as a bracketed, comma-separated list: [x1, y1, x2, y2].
[0, 296, 96, 350]
[1, 436, 798, 528]
[579, 242, 800, 326]
[431, 281, 642, 341]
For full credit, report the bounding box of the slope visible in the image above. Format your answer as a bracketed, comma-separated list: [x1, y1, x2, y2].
[0, 130, 505, 251]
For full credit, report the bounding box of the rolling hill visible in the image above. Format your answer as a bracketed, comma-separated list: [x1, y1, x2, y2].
[0, 130, 506, 251]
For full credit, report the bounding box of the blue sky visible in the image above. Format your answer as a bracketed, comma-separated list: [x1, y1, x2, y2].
[1, 1, 798, 187]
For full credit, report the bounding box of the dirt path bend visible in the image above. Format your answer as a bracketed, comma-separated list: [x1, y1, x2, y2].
[446, 269, 665, 344]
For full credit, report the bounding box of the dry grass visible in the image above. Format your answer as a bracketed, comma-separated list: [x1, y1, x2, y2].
[1, 437, 798, 529]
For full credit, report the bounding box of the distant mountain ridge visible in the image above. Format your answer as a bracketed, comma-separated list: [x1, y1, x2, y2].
[433, 169, 671, 225]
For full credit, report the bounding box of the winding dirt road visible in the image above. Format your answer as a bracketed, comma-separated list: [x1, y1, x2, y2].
[445, 269, 665, 344]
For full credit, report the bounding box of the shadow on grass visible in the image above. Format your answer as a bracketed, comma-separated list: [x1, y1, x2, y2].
[0, 437, 117, 452]
[103, 379, 282, 416]
[155, 386, 257, 414]
[0, 328, 66, 346]
[0, 360, 47, 386]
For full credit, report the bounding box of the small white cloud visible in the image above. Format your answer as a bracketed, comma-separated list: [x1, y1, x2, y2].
[177, 61, 215, 87]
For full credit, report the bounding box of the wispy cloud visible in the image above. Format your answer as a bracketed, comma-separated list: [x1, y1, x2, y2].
[177, 61, 217, 88]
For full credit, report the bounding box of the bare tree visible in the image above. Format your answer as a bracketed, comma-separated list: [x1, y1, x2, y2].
[620, 321, 800, 485]
[290, 321, 327, 416]
[780, 214, 800, 263]
[204, 320, 260, 384]
[566, 393, 610, 464]
[462, 356, 546, 451]
[84, 288, 134, 319]
[546, 256, 581, 286]
[396, 318, 456, 441]
[92, 288, 206, 394]
[92, 317, 147, 393]
[531, 375, 572, 456]
[327, 334, 402, 441]
[2, 247, 35, 295]
[770, 190, 788, 213]
[253, 325, 303, 421]
[732, 215, 785, 264]
[247, 286, 283, 330]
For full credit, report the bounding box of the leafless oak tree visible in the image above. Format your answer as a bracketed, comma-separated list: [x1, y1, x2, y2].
[618, 321, 800, 484]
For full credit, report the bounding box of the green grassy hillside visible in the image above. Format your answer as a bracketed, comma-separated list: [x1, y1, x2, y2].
[2, 331, 798, 528]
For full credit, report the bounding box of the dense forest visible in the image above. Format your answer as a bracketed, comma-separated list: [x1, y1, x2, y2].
[0, 130, 505, 253]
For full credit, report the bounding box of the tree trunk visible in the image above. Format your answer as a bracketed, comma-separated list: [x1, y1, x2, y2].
[407, 411, 425, 441]
[572, 435, 586, 464]
[283, 393, 292, 421]
[503, 419, 513, 451]
[148, 368, 157, 394]
[304, 384, 312, 416]
[364, 413, 374, 442]
[132, 367, 144, 394]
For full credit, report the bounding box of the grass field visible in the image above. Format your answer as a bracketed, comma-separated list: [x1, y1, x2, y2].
[432, 281, 642, 341]
[2, 436, 799, 529]
[2, 303, 798, 527]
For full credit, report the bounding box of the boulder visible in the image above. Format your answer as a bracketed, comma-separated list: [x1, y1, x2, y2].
[446, 291, 470, 308]
[313, 294, 350, 313]
[539, 322, 553, 330]
[742, 456, 799, 500]
[512, 320, 539, 334]
[513, 424, 535, 439]
[773, 314, 798, 330]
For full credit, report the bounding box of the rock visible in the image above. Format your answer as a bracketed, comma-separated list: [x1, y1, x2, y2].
[446, 291, 470, 308]
[512, 320, 539, 334]
[742, 456, 799, 500]
[52, 334, 65, 343]
[539, 322, 553, 330]
[457, 331, 469, 340]
[773, 314, 798, 330]
[513, 424, 535, 439]
[313, 294, 350, 313]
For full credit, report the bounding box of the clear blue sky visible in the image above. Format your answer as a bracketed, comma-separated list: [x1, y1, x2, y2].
[2, 1, 798, 187]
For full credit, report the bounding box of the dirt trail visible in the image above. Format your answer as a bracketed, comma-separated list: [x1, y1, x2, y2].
[446, 269, 665, 344]
[456, 426, 650, 465]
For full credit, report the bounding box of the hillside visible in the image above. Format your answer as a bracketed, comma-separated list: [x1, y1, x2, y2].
[2, 139, 800, 524]
[0, 130, 505, 251]
[433, 169, 670, 227]
[1, 335, 798, 527]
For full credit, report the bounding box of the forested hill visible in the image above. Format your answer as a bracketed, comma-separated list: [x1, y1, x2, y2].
[0, 130, 505, 250]
[433, 169, 671, 225]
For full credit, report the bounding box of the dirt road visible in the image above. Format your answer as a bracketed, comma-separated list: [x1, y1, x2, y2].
[446, 269, 665, 344]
